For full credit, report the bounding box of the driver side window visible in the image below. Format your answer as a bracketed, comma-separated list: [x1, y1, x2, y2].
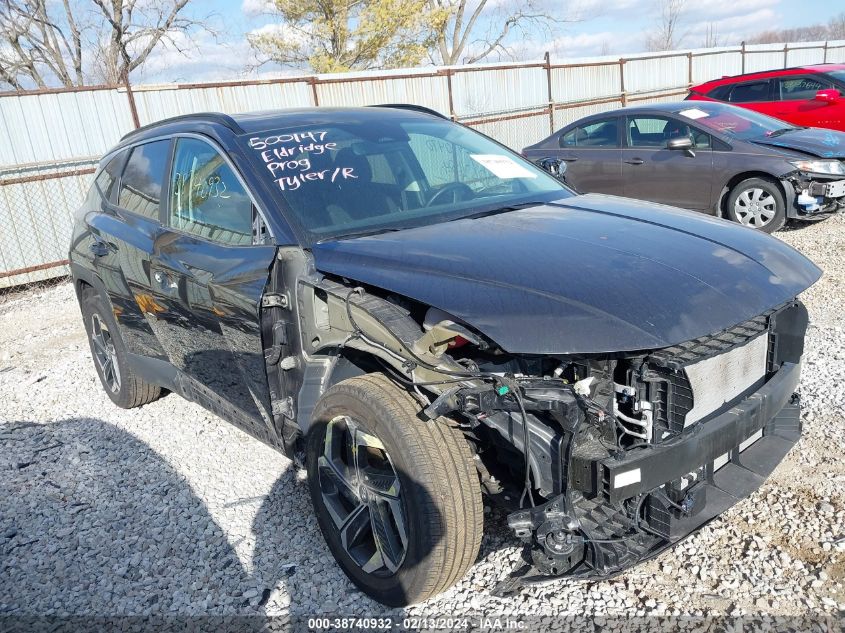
[169, 138, 254, 246]
[777, 77, 828, 101]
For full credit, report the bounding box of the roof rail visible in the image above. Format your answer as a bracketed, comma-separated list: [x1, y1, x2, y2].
[119, 112, 244, 143]
[370, 103, 448, 119]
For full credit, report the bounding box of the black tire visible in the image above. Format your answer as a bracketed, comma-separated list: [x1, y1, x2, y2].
[726, 177, 786, 233]
[306, 373, 483, 606]
[80, 289, 161, 408]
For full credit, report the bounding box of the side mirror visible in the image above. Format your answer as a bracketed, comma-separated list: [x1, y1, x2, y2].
[537, 157, 567, 179]
[666, 136, 694, 150]
[814, 88, 840, 103]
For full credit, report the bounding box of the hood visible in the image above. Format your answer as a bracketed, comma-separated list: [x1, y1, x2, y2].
[751, 127, 845, 158]
[311, 194, 820, 355]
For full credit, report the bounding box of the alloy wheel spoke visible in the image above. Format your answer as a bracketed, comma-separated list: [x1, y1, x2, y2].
[366, 493, 407, 573]
[318, 415, 407, 577]
[338, 502, 371, 551]
[91, 335, 109, 358]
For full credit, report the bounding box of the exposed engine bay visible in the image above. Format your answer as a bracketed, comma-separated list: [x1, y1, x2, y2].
[260, 257, 810, 591]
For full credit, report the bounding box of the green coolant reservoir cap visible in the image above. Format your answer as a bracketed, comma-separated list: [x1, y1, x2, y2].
[496, 385, 509, 396]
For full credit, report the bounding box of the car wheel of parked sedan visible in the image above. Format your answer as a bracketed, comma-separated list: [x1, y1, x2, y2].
[726, 178, 786, 233]
[80, 288, 161, 408]
[306, 373, 483, 606]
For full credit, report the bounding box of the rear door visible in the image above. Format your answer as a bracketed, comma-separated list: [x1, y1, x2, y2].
[546, 117, 623, 194]
[772, 75, 845, 130]
[725, 79, 780, 120]
[620, 114, 713, 210]
[149, 135, 278, 440]
[89, 140, 172, 359]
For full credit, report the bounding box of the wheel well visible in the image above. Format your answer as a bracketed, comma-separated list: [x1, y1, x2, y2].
[75, 278, 95, 299]
[720, 171, 785, 217]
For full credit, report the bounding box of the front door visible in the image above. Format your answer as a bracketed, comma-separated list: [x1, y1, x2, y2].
[620, 115, 713, 211]
[149, 136, 278, 440]
[772, 75, 845, 131]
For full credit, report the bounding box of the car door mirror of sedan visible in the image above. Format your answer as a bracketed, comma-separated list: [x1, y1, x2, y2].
[814, 88, 841, 103]
[666, 136, 694, 151]
[537, 157, 567, 179]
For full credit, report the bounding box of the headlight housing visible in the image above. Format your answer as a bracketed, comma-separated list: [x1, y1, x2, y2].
[790, 159, 845, 176]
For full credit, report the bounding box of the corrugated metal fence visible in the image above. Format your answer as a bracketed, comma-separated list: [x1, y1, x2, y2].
[2, 40, 845, 287]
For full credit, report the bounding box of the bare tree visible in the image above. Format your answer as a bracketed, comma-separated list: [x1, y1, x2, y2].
[644, 0, 686, 52]
[0, 0, 85, 89]
[0, 0, 214, 89]
[426, 0, 566, 65]
[702, 22, 719, 48]
[747, 13, 845, 44]
[89, 0, 214, 84]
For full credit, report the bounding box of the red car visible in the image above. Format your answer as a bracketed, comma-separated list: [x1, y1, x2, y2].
[688, 64, 845, 131]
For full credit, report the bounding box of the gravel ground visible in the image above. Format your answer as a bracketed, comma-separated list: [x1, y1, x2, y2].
[0, 217, 844, 621]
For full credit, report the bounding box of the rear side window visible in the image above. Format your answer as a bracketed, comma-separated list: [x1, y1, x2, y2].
[118, 140, 171, 219]
[706, 85, 733, 101]
[560, 119, 619, 148]
[169, 137, 253, 246]
[87, 152, 125, 206]
[729, 81, 771, 103]
[777, 76, 828, 101]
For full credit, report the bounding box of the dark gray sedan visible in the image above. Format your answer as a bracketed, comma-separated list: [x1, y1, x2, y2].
[523, 101, 845, 232]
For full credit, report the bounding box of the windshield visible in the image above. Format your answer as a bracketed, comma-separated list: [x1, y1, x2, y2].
[239, 115, 570, 241]
[824, 70, 845, 85]
[676, 102, 797, 141]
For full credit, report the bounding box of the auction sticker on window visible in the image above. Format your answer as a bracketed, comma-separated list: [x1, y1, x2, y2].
[679, 108, 710, 120]
[470, 154, 537, 178]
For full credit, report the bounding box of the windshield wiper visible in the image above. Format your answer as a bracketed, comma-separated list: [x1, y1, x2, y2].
[455, 200, 547, 221]
[766, 126, 806, 137]
[322, 227, 402, 242]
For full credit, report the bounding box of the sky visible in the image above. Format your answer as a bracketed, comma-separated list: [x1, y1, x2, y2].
[135, 0, 845, 85]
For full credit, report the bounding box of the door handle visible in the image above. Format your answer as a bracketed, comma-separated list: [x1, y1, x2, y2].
[624, 158, 644, 165]
[561, 157, 578, 162]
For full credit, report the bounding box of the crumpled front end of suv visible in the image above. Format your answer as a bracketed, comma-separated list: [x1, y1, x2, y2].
[291, 268, 810, 589]
[484, 301, 808, 588]
[288, 196, 820, 592]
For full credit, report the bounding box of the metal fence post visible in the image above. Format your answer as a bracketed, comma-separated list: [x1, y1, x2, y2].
[783, 43, 789, 68]
[824, 41, 829, 63]
[308, 76, 320, 106]
[741, 41, 746, 73]
[687, 51, 693, 86]
[123, 71, 140, 129]
[544, 51, 553, 135]
[619, 58, 627, 107]
[445, 68, 456, 121]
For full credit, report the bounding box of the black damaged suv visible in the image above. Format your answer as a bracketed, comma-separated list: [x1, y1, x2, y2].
[70, 105, 820, 606]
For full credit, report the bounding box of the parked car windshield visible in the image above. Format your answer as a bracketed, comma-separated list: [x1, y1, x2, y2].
[676, 102, 798, 141]
[239, 115, 570, 241]
[823, 70, 845, 85]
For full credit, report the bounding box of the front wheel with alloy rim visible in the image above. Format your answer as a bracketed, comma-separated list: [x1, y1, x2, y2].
[306, 373, 483, 606]
[726, 177, 786, 233]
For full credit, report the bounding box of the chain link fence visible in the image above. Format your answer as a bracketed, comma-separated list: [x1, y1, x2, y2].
[0, 162, 96, 288]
